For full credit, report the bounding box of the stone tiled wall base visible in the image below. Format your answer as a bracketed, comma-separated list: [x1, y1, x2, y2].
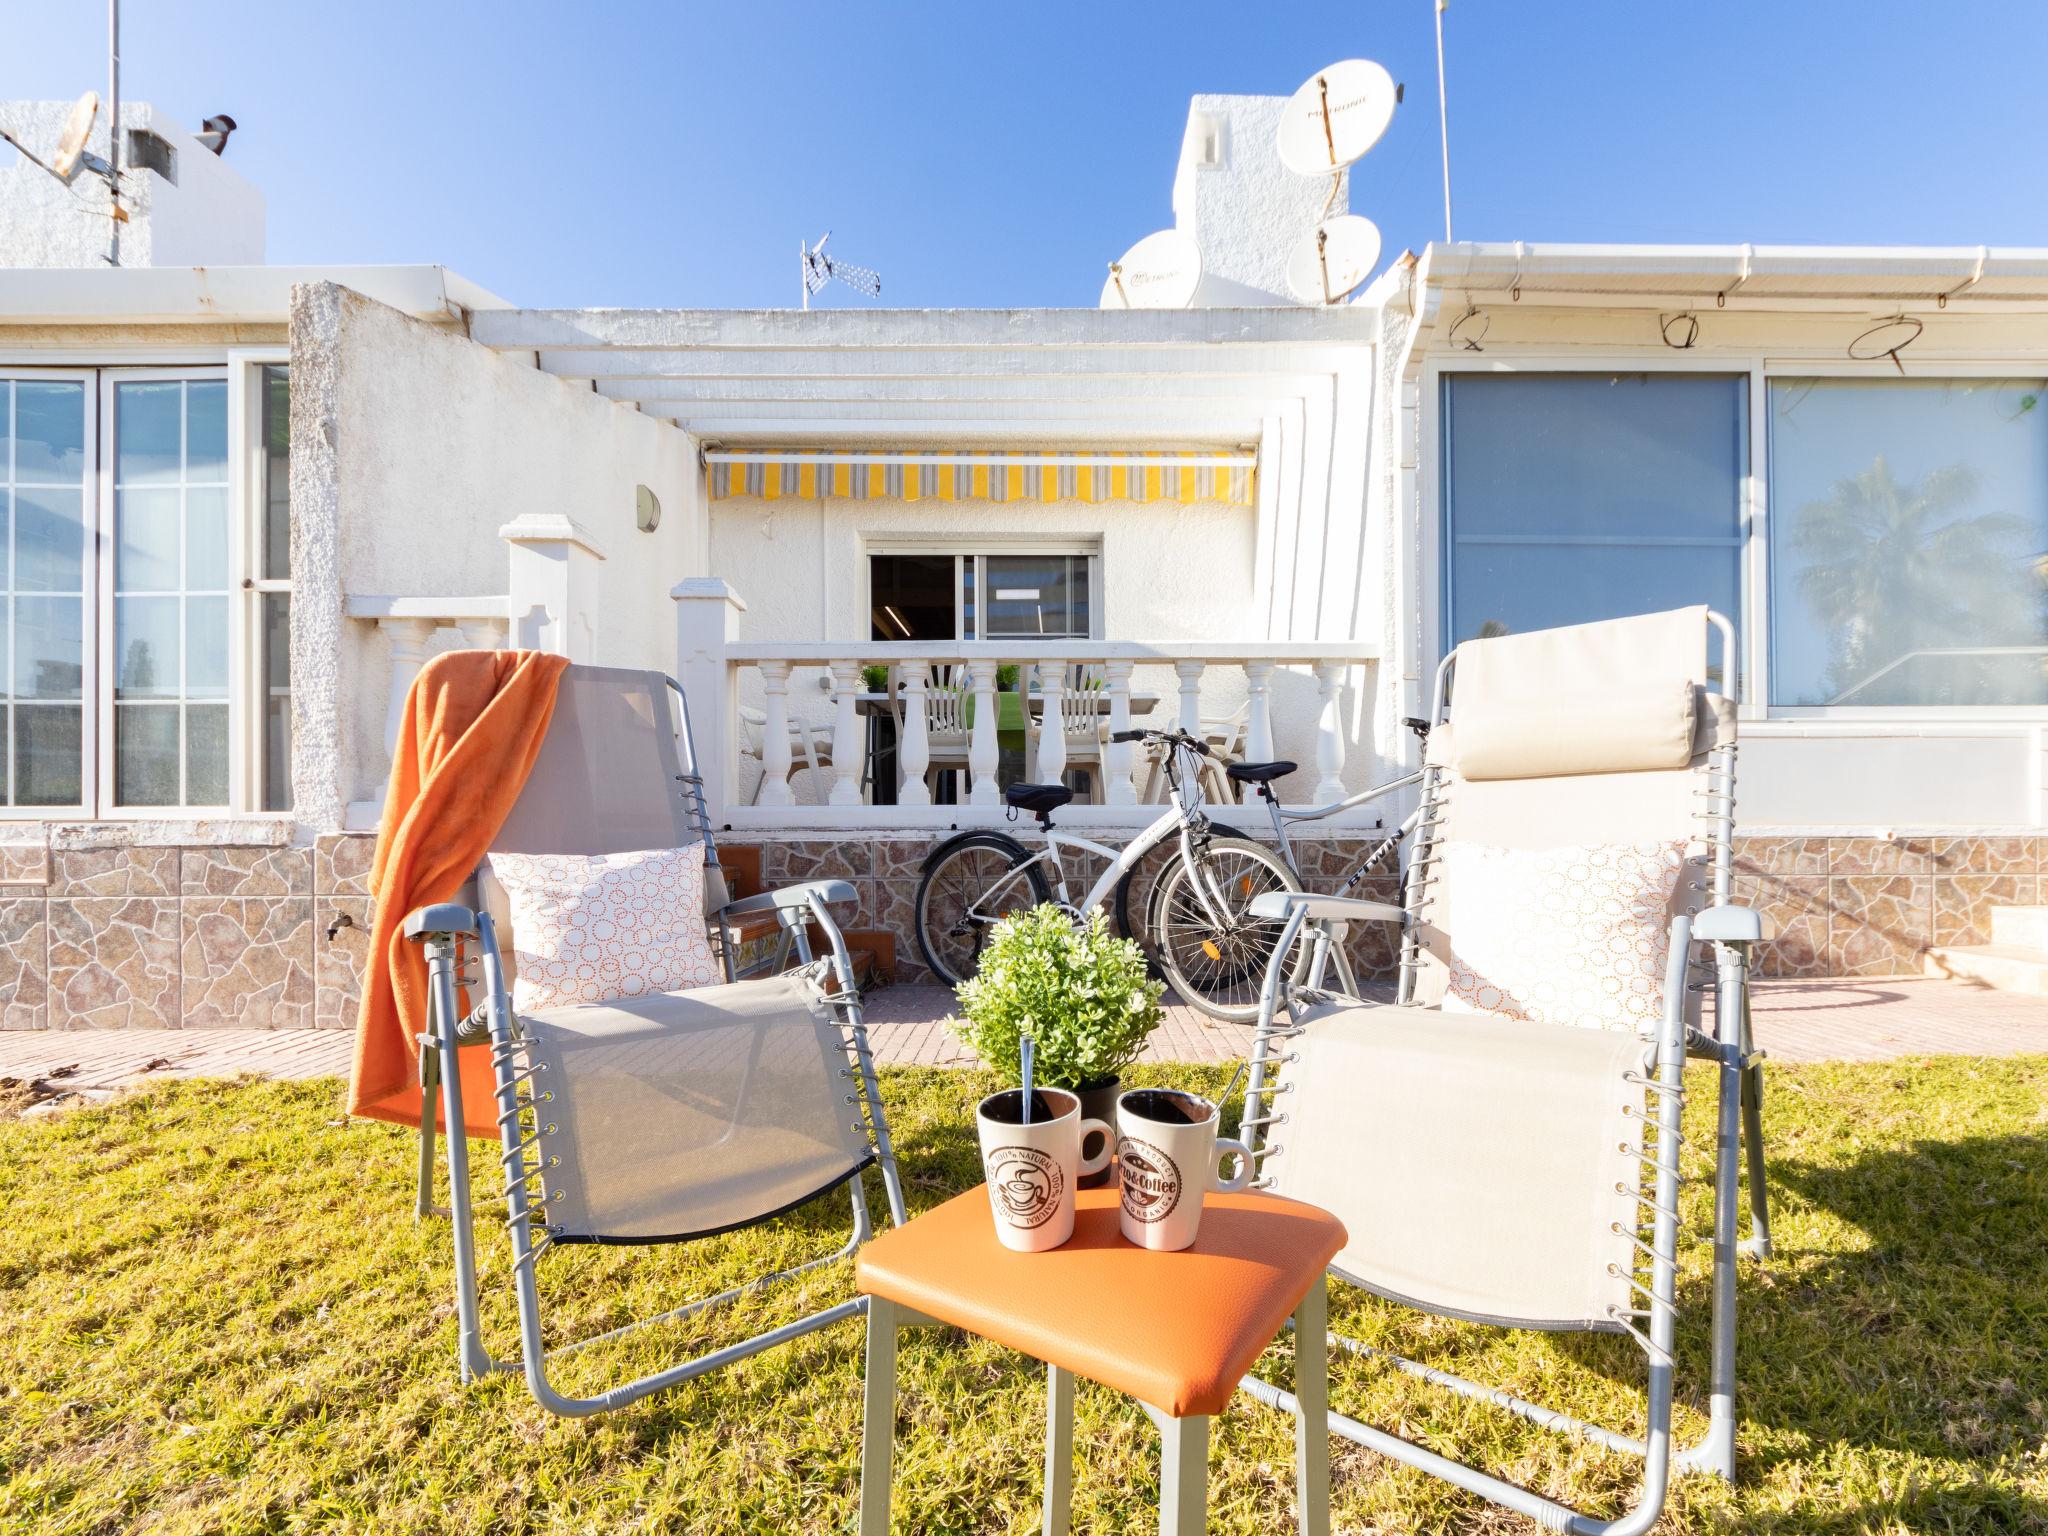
[0, 836, 371, 1030]
[739, 833, 1406, 989]
[1733, 836, 2041, 978]
[4, 830, 2030, 1027]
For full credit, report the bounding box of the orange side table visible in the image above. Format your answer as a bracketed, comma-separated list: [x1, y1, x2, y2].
[855, 1184, 1347, 1535]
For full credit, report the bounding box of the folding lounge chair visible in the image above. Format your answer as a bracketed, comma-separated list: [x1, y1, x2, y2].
[405, 665, 907, 1417]
[1239, 607, 1770, 1533]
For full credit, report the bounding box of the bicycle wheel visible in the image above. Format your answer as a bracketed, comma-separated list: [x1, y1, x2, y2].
[913, 834, 1052, 986]
[1110, 819, 1246, 962]
[1147, 836, 1305, 1021]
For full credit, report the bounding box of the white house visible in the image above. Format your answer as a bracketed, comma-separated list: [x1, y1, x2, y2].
[2, 91, 2045, 1031]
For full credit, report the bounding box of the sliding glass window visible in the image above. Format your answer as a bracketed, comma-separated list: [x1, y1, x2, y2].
[1768, 378, 2048, 709]
[1441, 373, 1746, 665]
[0, 379, 89, 808]
[109, 375, 231, 807]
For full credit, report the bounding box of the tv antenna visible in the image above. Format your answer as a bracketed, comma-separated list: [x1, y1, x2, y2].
[1099, 228, 1202, 310]
[800, 232, 882, 310]
[1286, 214, 1383, 306]
[1276, 58, 1400, 217]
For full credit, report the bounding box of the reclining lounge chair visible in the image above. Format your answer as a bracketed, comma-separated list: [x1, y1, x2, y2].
[1240, 607, 1769, 1532]
[405, 665, 906, 1416]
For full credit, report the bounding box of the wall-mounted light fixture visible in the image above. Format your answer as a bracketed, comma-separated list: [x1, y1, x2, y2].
[635, 484, 661, 533]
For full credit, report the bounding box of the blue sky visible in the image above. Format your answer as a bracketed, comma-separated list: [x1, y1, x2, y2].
[6, 0, 2046, 309]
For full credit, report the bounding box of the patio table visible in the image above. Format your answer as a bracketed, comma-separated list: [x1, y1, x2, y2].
[856, 1184, 1346, 1533]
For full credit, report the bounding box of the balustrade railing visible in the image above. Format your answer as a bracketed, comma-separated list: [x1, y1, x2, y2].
[702, 632, 1378, 827]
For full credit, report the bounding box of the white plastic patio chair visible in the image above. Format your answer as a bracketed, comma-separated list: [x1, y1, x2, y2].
[1239, 606, 1769, 1533]
[739, 703, 836, 804]
[404, 665, 907, 1417]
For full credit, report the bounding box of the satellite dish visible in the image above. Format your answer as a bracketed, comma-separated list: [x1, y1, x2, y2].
[1276, 59, 1398, 177]
[1100, 228, 1202, 310]
[1286, 215, 1383, 305]
[50, 91, 99, 181]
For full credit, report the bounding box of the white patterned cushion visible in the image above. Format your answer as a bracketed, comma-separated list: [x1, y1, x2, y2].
[1437, 840, 1687, 1034]
[485, 844, 720, 1013]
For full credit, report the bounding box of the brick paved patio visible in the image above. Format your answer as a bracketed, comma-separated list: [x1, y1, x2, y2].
[1, 977, 2042, 1109]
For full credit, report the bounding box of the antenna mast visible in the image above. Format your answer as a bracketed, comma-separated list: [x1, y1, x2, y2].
[1434, 0, 1454, 243]
[107, 0, 121, 266]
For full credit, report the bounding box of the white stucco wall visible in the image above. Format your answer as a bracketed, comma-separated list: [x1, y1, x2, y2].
[0, 102, 263, 269]
[708, 491, 1362, 804]
[289, 282, 702, 826]
[1171, 94, 1346, 304]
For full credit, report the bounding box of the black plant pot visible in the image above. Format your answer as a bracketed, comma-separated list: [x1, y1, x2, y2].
[1075, 1077, 1121, 1189]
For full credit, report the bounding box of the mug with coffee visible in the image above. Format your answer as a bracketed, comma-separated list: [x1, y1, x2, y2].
[976, 1086, 1115, 1252]
[1115, 1088, 1251, 1252]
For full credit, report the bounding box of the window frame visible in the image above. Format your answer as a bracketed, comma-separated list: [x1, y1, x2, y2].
[231, 347, 292, 812]
[862, 536, 1104, 643]
[0, 354, 290, 821]
[1424, 350, 2048, 725]
[0, 366, 99, 820]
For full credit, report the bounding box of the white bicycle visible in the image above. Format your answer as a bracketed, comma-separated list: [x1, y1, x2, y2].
[911, 728, 1305, 1020]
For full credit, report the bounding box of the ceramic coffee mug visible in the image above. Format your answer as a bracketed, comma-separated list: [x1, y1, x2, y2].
[1115, 1088, 1252, 1252]
[977, 1087, 1114, 1252]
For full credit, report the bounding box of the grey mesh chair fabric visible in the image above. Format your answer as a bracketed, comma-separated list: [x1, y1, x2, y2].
[522, 976, 875, 1243]
[403, 662, 905, 1418]
[1239, 607, 1768, 1535]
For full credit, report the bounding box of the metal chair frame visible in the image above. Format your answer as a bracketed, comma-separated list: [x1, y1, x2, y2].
[406, 674, 907, 1417]
[1238, 609, 1771, 1532]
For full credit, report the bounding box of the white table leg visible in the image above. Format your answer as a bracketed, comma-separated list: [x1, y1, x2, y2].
[1043, 1362, 1076, 1535]
[1158, 1412, 1209, 1535]
[860, 1297, 898, 1535]
[1293, 1277, 1331, 1536]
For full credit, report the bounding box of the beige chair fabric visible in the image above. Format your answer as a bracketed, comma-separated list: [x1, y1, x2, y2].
[1451, 606, 1707, 720]
[479, 666, 730, 992]
[521, 973, 873, 1242]
[1407, 609, 1732, 1017]
[1261, 997, 1647, 1329]
[1454, 682, 1697, 781]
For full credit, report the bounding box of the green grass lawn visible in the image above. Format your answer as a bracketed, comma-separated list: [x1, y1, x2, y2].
[1, 1057, 2044, 1535]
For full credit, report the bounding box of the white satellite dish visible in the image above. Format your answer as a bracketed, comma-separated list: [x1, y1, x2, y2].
[1286, 214, 1383, 306]
[50, 92, 99, 181]
[1100, 228, 1202, 310]
[1276, 59, 1398, 178]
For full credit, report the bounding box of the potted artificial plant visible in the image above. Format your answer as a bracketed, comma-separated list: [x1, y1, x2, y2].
[953, 905, 1165, 1186]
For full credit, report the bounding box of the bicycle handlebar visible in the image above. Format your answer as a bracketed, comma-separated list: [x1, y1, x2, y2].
[1110, 728, 1209, 755]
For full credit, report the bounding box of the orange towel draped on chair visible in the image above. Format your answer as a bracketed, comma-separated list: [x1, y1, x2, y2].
[349, 647, 571, 1137]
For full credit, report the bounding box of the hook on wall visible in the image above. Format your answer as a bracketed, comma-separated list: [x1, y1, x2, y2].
[1849, 313, 1924, 375]
[1659, 313, 1700, 350]
[1447, 302, 1489, 352]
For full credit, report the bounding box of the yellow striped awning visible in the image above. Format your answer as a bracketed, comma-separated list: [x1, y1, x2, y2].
[704, 449, 1256, 507]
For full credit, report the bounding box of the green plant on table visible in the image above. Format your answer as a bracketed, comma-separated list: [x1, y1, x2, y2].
[861, 663, 891, 694]
[952, 905, 1164, 1089]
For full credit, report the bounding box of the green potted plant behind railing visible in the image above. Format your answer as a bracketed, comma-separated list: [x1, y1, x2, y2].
[952, 905, 1164, 1186]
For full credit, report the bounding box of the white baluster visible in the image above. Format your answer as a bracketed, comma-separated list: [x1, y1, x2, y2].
[454, 618, 504, 651]
[1103, 659, 1136, 806]
[967, 659, 1000, 806]
[1175, 660, 1205, 738]
[897, 667, 931, 807]
[377, 616, 440, 762]
[1242, 660, 1276, 803]
[829, 660, 864, 807]
[1035, 660, 1068, 787]
[758, 660, 795, 807]
[1312, 660, 1347, 804]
